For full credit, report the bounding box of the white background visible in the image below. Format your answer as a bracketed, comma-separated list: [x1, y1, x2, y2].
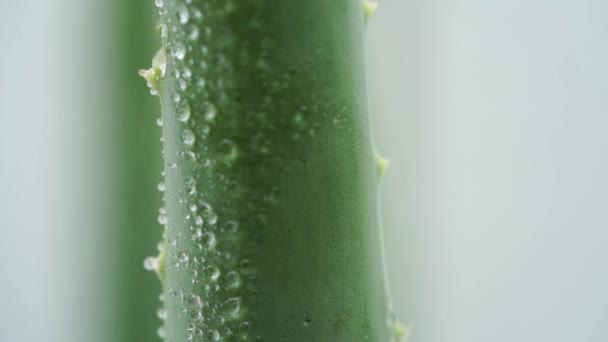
[368, 1, 608, 341]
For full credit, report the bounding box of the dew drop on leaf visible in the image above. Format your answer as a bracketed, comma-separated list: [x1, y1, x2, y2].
[178, 251, 190, 264]
[182, 129, 196, 147]
[203, 102, 217, 121]
[143, 256, 158, 271]
[209, 329, 220, 341]
[223, 297, 241, 317]
[157, 308, 167, 320]
[205, 265, 221, 281]
[173, 42, 186, 60]
[177, 101, 191, 122]
[188, 25, 199, 40]
[177, 4, 190, 25]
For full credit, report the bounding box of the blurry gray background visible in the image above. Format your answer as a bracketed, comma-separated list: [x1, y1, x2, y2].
[2, 0, 608, 341]
[367, 0, 608, 341]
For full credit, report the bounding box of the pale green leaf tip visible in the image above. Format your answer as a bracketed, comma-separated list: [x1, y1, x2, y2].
[394, 321, 411, 341]
[138, 47, 167, 93]
[363, 0, 378, 25]
[138, 67, 157, 85]
[376, 153, 390, 178]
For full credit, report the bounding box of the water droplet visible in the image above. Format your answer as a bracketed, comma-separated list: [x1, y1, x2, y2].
[194, 216, 204, 226]
[177, 4, 190, 24]
[293, 112, 304, 125]
[303, 314, 312, 328]
[157, 326, 165, 338]
[156, 117, 163, 127]
[187, 293, 203, 308]
[168, 236, 177, 246]
[206, 211, 218, 225]
[154, 0, 163, 8]
[172, 93, 181, 103]
[177, 251, 190, 264]
[169, 287, 183, 300]
[205, 265, 221, 281]
[182, 129, 195, 147]
[208, 329, 220, 341]
[188, 25, 199, 40]
[200, 231, 216, 249]
[203, 102, 217, 121]
[185, 175, 196, 186]
[183, 68, 192, 80]
[158, 214, 168, 225]
[185, 151, 197, 161]
[223, 297, 241, 317]
[157, 308, 167, 320]
[192, 7, 203, 21]
[177, 101, 191, 122]
[173, 42, 186, 60]
[224, 271, 241, 290]
[200, 125, 210, 137]
[178, 78, 188, 91]
[157, 182, 166, 192]
[189, 309, 202, 321]
[188, 203, 197, 212]
[196, 78, 206, 88]
[143, 256, 158, 271]
[218, 139, 238, 160]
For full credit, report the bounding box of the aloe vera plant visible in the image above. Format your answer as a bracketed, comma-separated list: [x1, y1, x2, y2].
[141, 0, 404, 340]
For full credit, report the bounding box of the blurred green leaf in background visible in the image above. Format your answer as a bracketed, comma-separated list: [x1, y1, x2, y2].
[105, 0, 163, 341]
